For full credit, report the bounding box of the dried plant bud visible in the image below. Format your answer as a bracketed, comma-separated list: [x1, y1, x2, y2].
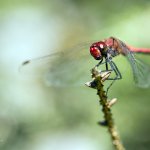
[91, 67, 100, 78]
[85, 80, 97, 89]
[107, 98, 117, 108]
[100, 71, 111, 82]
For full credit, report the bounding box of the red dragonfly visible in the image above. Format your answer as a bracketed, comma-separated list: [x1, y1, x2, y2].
[21, 37, 150, 91]
[89, 37, 150, 92]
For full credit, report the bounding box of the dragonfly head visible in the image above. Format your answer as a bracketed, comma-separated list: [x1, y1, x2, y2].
[90, 41, 106, 60]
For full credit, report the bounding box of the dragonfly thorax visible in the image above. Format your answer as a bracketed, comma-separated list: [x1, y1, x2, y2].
[107, 48, 120, 58]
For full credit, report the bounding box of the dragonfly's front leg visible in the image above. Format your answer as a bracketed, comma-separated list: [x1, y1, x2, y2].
[95, 58, 103, 67]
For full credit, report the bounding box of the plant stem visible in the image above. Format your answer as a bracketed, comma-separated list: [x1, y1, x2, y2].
[86, 68, 125, 150]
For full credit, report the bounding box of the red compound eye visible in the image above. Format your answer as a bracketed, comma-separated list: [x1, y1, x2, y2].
[96, 41, 106, 49]
[90, 41, 106, 60]
[90, 46, 101, 60]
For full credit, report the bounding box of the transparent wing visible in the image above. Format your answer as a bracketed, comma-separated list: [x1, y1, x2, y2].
[126, 52, 150, 88]
[20, 41, 97, 87]
[118, 39, 150, 88]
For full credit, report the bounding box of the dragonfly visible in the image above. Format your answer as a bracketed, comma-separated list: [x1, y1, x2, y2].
[21, 37, 150, 92]
[89, 37, 150, 92]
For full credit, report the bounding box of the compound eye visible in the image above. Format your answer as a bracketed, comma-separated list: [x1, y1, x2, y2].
[90, 46, 101, 60]
[96, 41, 106, 49]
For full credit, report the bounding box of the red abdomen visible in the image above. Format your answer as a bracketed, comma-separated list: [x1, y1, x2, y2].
[128, 45, 150, 54]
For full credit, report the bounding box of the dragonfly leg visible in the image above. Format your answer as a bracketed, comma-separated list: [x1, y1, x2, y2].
[107, 60, 122, 80]
[105, 59, 122, 94]
[95, 58, 103, 67]
[94, 57, 122, 94]
[95, 58, 111, 72]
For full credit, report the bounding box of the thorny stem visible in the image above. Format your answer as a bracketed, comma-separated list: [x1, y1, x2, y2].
[86, 67, 125, 150]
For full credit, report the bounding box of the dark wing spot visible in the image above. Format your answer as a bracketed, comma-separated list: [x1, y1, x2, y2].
[22, 60, 30, 66]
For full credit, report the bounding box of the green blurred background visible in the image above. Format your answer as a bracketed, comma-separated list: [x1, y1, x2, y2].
[0, 0, 150, 150]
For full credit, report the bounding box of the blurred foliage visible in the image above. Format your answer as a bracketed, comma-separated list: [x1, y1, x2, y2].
[0, 0, 150, 150]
